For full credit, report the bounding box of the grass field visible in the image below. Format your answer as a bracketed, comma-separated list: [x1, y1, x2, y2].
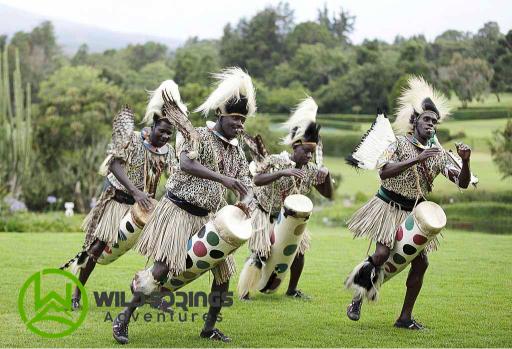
[1, 226, 511, 348]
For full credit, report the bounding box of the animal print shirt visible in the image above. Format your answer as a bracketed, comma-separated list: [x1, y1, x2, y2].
[107, 131, 176, 195]
[166, 124, 252, 212]
[252, 151, 319, 216]
[377, 135, 459, 200]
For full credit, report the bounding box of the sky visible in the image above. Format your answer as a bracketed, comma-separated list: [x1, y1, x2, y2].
[1, 0, 511, 43]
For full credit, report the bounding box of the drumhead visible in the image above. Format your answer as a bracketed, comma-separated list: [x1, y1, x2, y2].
[214, 205, 252, 246]
[284, 194, 313, 216]
[131, 198, 158, 228]
[414, 201, 446, 235]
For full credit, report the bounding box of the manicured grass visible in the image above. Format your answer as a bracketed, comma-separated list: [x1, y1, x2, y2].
[1, 227, 511, 347]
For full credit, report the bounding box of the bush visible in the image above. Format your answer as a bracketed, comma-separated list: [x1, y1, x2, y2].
[0, 212, 85, 232]
[428, 190, 512, 204]
[451, 108, 511, 120]
[443, 202, 512, 234]
[321, 133, 362, 157]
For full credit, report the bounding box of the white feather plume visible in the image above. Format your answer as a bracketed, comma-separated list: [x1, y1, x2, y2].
[194, 67, 256, 117]
[282, 96, 318, 145]
[348, 113, 396, 170]
[143, 80, 187, 125]
[394, 76, 451, 135]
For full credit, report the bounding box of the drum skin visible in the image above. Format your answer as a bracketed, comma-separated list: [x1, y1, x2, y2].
[162, 204, 252, 291]
[256, 194, 313, 293]
[97, 199, 157, 265]
[382, 201, 446, 282]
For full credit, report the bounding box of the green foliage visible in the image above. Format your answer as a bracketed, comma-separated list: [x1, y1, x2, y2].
[320, 132, 361, 157]
[490, 119, 512, 178]
[440, 53, 494, 107]
[0, 212, 84, 232]
[443, 201, 512, 234]
[451, 107, 511, 120]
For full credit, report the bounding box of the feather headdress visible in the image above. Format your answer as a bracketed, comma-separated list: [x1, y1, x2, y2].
[143, 80, 187, 125]
[194, 67, 256, 117]
[394, 76, 451, 135]
[282, 96, 320, 145]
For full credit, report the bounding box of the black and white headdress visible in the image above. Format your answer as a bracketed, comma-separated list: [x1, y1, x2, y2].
[393, 76, 451, 135]
[282, 96, 320, 146]
[194, 67, 256, 118]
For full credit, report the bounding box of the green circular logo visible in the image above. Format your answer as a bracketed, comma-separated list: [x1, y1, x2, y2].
[18, 268, 88, 338]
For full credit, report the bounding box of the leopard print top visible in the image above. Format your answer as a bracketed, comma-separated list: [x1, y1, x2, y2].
[107, 131, 176, 195]
[252, 151, 319, 216]
[377, 135, 458, 200]
[166, 125, 251, 212]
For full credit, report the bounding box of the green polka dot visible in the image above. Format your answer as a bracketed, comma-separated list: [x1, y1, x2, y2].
[206, 231, 220, 246]
[182, 271, 196, 279]
[294, 224, 306, 236]
[405, 215, 415, 231]
[196, 260, 210, 269]
[170, 279, 184, 286]
[283, 244, 298, 256]
[275, 264, 288, 273]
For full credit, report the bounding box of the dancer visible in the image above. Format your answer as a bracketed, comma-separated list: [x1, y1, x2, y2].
[113, 67, 256, 344]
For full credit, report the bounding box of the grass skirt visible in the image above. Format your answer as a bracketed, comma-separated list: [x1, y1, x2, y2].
[134, 197, 235, 284]
[347, 196, 438, 253]
[82, 188, 130, 250]
[249, 206, 311, 258]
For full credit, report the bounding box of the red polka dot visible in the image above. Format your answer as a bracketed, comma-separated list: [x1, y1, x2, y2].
[413, 234, 428, 245]
[270, 230, 275, 245]
[193, 241, 207, 257]
[385, 262, 397, 273]
[396, 226, 403, 241]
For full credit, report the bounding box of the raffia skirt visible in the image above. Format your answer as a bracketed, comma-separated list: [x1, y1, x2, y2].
[134, 196, 235, 284]
[347, 196, 439, 253]
[82, 187, 131, 250]
[249, 206, 311, 259]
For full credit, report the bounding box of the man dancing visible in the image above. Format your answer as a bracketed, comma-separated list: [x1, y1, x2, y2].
[345, 76, 472, 329]
[112, 67, 256, 344]
[61, 80, 185, 310]
[239, 97, 333, 300]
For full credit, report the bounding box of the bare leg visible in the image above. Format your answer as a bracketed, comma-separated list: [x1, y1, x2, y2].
[113, 261, 169, 344]
[201, 278, 231, 342]
[397, 252, 429, 323]
[72, 239, 106, 303]
[286, 253, 307, 297]
[347, 242, 390, 320]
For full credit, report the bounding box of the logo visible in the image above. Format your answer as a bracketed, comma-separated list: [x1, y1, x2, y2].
[18, 268, 88, 338]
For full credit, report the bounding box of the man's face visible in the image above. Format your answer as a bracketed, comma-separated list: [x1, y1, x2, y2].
[150, 120, 173, 147]
[219, 114, 245, 139]
[292, 143, 315, 166]
[415, 112, 439, 140]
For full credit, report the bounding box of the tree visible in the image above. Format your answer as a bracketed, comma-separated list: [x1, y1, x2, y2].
[122, 42, 168, 71]
[0, 45, 33, 199]
[440, 53, 494, 107]
[173, 39, 220, 86]
[9, 21, 63, 99]
[317, 4, 355, 45]
[490, 120, 512, 179]
[219, 3, 294, 79]
[490, 30, 512, 100]
[33, 66, 123, 210]
[285, 21, 336, 56]
[473, 22, 503, 63]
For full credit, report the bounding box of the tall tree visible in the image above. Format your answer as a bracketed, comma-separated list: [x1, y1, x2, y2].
[317, 4, 355, 45]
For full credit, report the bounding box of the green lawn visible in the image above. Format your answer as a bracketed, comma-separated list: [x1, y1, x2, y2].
[1, 227, 511, 347]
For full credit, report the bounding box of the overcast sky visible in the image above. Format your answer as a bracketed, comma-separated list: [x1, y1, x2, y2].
[2, 0, 511, 43]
